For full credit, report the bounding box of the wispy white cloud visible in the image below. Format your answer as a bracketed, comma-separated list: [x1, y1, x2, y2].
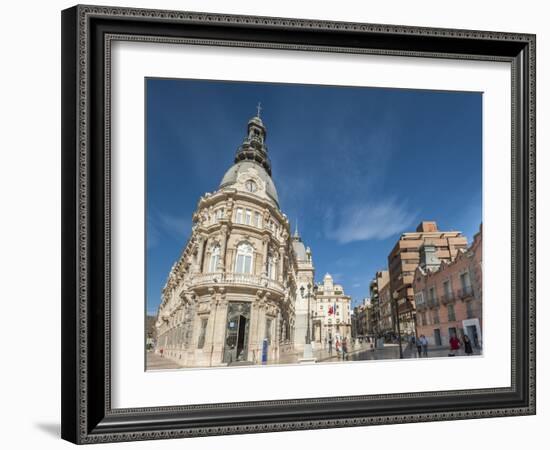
[329, 272, 344, 283]
[147, 210, 192, 249]
[320, 115, 397, 192]
[334, 256, 359, 268]
[325, 198, 417, 244]
[146, 219, 160, 250]
[158, 212, 191, 239]
[454, 191, 482, 243]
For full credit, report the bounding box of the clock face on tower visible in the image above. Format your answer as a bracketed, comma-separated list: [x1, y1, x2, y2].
[245, 180, 257, 193]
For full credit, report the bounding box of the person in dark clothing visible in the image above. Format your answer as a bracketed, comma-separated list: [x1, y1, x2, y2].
[463, 335, 474, 355]
[416, 337, 422, 358]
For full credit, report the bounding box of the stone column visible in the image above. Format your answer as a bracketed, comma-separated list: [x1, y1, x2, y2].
[193, 234, 205, 273]
[261, 236, 269, 276]
[278, 246, 285, 283]
[204, 288, 218, 365]
[209, 288, 228, 366]
[275, 311, 282, 362]
[248, 293, 262, 363]
[219, 225, 228, 272]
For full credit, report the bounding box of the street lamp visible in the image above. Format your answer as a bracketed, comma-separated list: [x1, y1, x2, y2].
[392, 290, 404, 359]
[300, 283, 318, 361]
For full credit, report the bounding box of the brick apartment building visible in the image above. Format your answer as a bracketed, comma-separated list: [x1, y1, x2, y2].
[413, 225, 482, 348]
[369, 270, 389, 336]
[387, 221, 469, 337]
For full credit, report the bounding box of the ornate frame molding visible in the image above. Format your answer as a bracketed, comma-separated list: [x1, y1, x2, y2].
[61, 4, 535, 444]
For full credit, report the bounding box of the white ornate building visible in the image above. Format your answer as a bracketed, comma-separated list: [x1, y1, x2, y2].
[155, 112, 316, 367]
[311, 274, 352, 346]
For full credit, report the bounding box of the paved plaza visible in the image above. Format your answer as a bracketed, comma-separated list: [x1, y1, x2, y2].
[146, 351, 182, 370]
[146, 341, 482, 370]
[348, 343, 482, 362]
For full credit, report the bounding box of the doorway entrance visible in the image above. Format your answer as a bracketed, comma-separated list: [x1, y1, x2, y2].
[434, 328, 442, 346]
[313, 321, 322, 343]
[236, 315, 247, 357]
[466, 325, 479, 348]
[223, 302, 251, 364]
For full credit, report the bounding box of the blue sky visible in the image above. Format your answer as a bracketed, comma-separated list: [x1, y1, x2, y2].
[146, 78, 482, 314]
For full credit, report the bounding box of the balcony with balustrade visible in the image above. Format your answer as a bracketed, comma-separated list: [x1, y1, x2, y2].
[189, 271, 286, 297]
[427, 296, 439, 308]
[457, 285, 474, 300]
[440, 291, 456, 305]
[416, 299, 428, 312]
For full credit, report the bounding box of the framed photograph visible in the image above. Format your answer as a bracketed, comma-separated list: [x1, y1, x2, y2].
[61, 4, 536, 444]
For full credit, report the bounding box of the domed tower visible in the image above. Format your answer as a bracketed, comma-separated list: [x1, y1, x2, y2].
[155, 108, 300, 367]
[233, 110, 272, 176]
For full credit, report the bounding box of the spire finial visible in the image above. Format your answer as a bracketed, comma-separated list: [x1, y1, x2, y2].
[294, 219, 299, 238]
[256, 102, 262, 118]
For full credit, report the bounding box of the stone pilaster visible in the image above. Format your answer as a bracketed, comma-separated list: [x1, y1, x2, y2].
[261, 236, 269, 276]
[209, 288, 228, 365]
[193, 234, 205, 273]
[219, 224, 228, 272]
[278, 245, 285, 283]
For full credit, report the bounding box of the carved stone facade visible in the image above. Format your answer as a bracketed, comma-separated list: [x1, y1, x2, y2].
[155, 113, 314, 367]
[311, 274, 352, 346]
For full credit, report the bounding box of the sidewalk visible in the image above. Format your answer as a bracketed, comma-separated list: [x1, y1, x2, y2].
[403, 344, 482, 358]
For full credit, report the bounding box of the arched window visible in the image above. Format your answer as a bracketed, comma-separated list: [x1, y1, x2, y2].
[267, 255, 277, 280]
[235, 243, 253, 274]
[208, 245, 220, 272]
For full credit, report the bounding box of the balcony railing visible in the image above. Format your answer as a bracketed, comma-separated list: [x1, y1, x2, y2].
[457, 286, 474, 299]
[440, 292, 456, 305]
[416, 301, 427, 311]
[190, 272, 285, 293]
[427, 296, 439, 308]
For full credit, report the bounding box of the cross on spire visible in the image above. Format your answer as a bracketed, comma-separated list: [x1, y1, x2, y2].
[256, 102, 262, 118]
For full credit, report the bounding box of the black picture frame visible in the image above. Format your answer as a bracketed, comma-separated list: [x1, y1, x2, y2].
[61, 4, 536, 444]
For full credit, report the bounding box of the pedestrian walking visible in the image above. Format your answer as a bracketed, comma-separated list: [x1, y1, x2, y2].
[342, 337, 348, 360]
[448, 335, 461, 356]
[463, 335, 474, 356]
[415, 336, 422, 358]
[328, 337, 333, 355]
[159, 348, 164, 358]
[335, 339, 341, 357]
[407, 335, 415, 351]
[420, 335, 428, 357]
